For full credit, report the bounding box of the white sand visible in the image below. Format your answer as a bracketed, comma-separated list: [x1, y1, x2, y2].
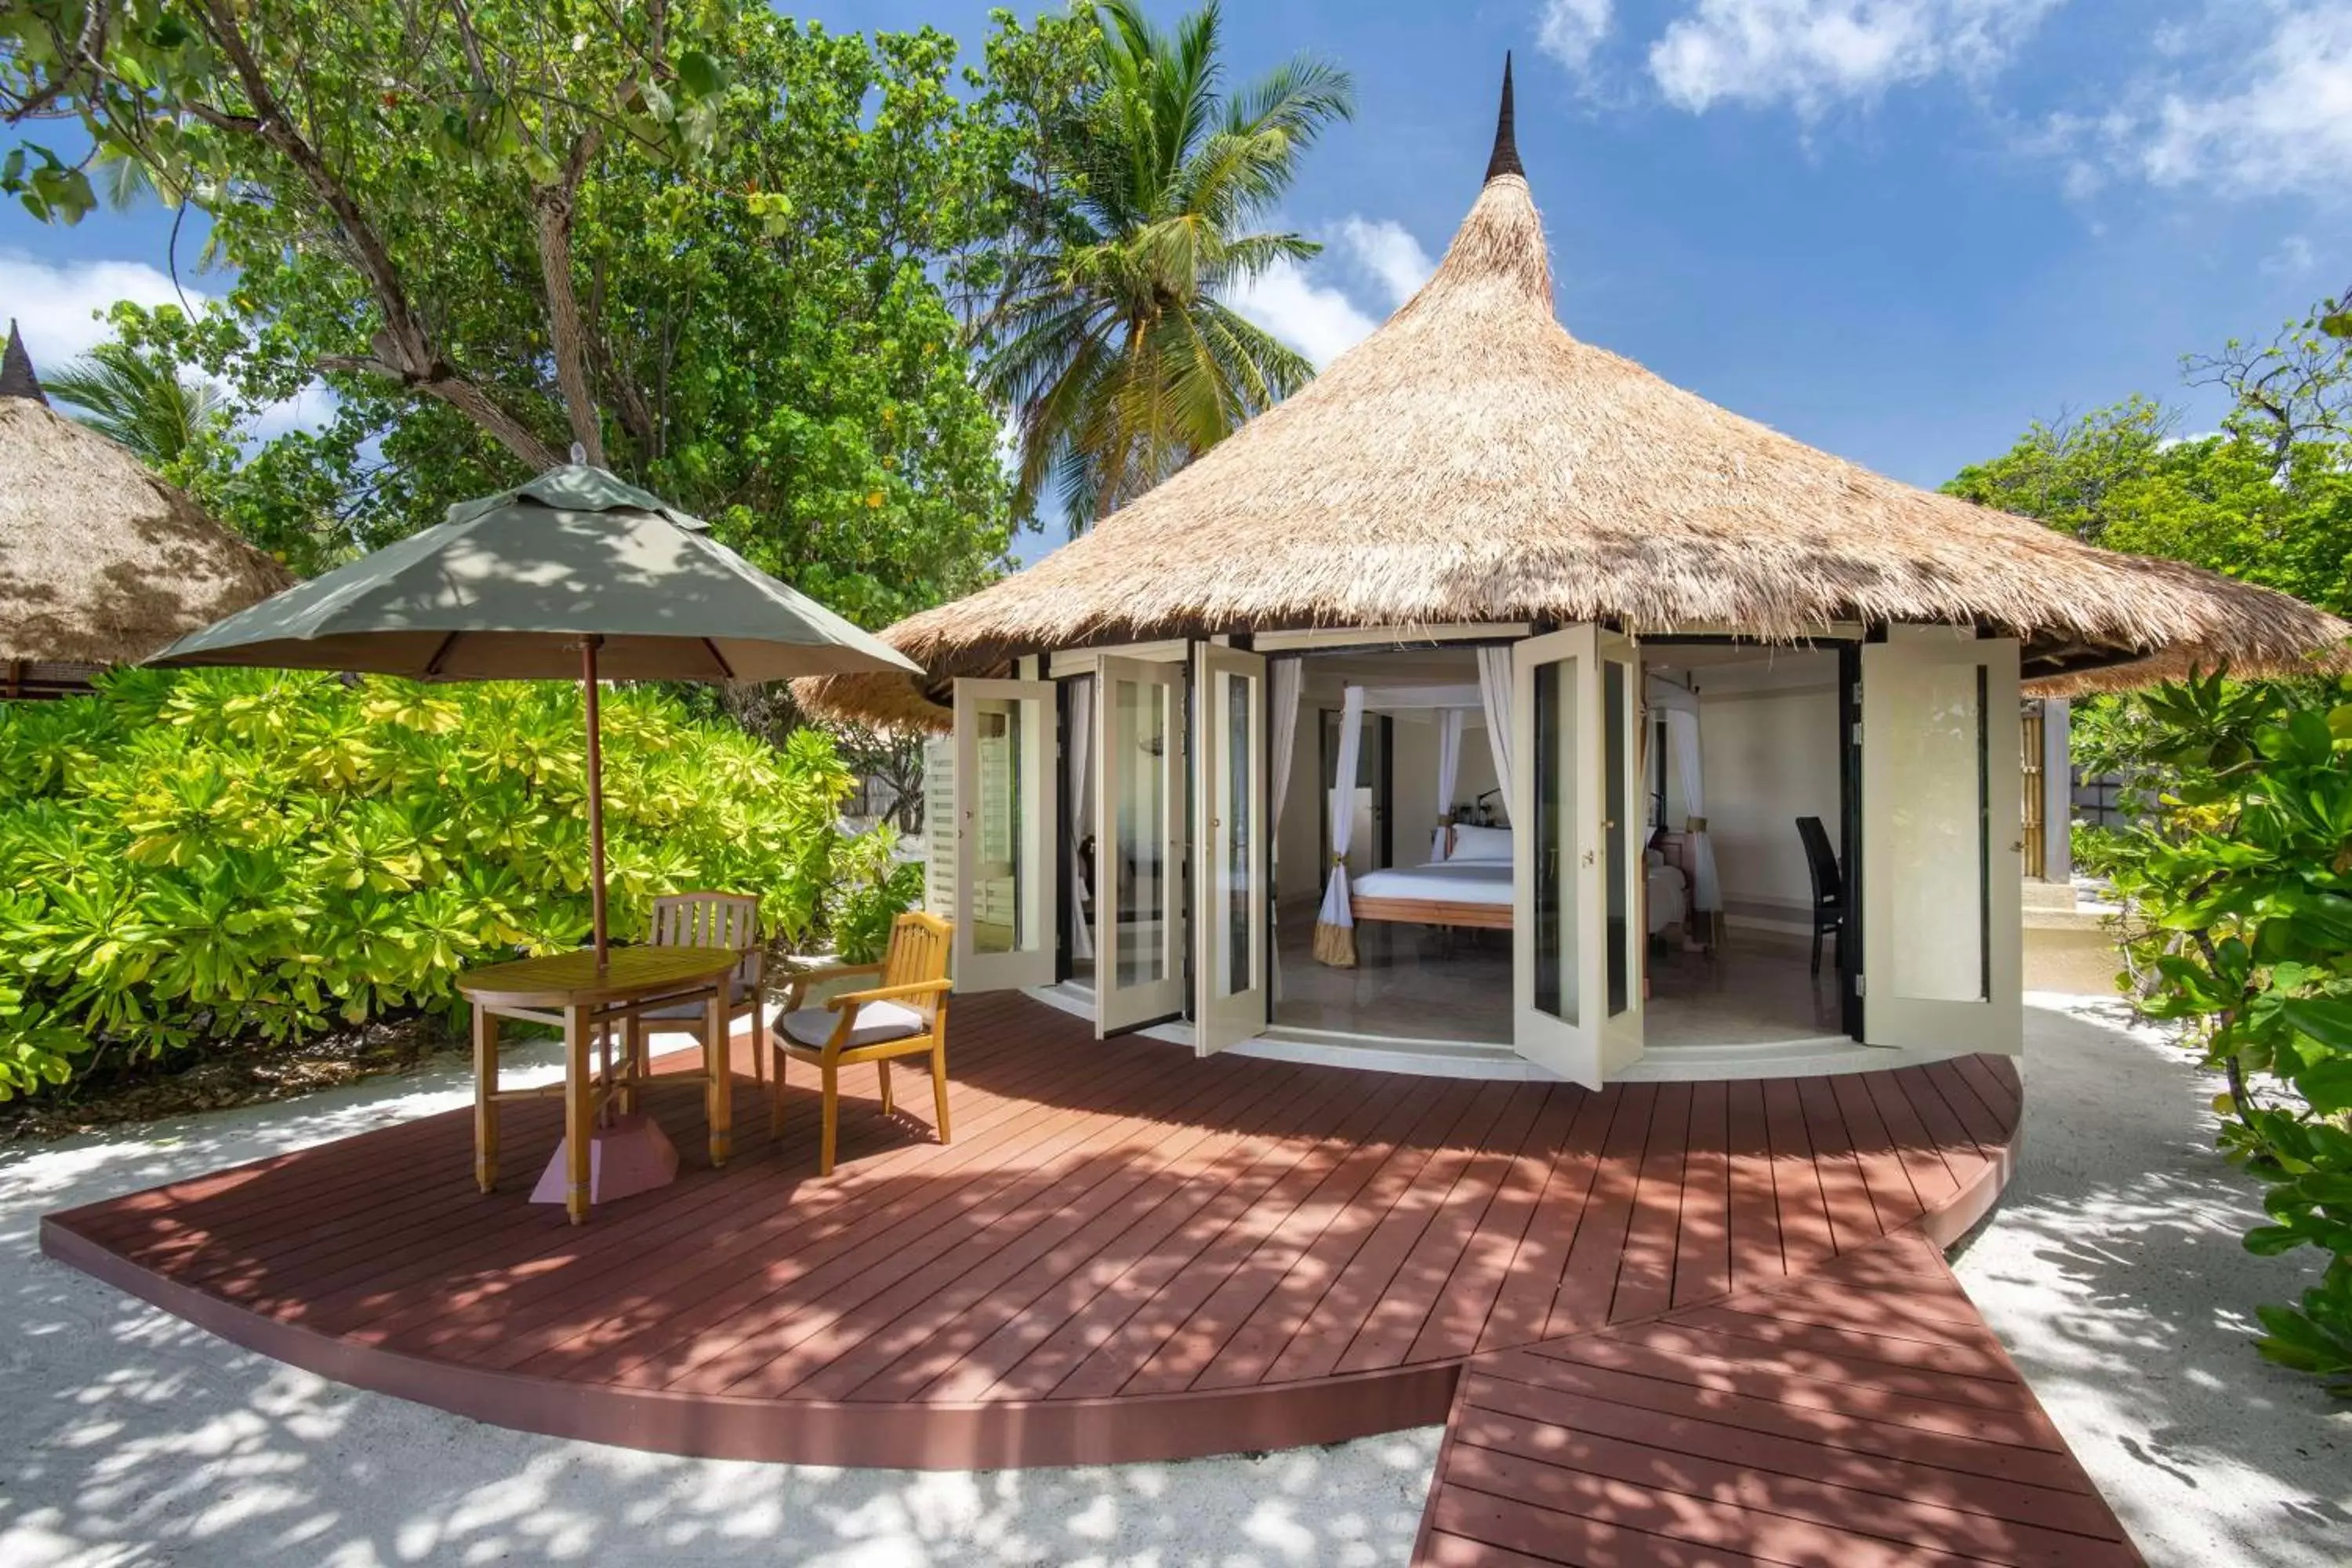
[1, 1002, 2342, 1565]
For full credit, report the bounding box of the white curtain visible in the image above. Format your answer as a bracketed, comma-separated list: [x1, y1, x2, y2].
[1475, 645, 1513, 809]
[1432, 708, 1465, 860]
[1313, 686, 1367, 967]
[1268, 659, 1303, 999]
[1068, 675, 1094, 961]
[1664, 706, 1721, 913]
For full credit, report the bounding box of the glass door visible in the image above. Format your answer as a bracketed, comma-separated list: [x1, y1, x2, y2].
[1195, 644, 1269, 1054]
[951, 678, 1058, 992]
[1860, 630, 2024, 1053]
[1096, 655, 1188, 1034]
[1510, 627, 1644, 1085]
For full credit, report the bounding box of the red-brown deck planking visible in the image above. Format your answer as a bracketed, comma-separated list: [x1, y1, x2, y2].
[1414, 1227, 2143, 1568]
[39, 993, 2114, 1561]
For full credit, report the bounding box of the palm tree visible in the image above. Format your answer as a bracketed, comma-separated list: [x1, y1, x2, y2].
[982, 0, 1353, 529]
[45, 341, 235, 468]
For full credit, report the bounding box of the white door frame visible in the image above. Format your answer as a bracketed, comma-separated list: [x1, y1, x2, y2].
[950, 677, 1058, 992]
[1860, 629, 2024, 1054]
[1195, 644, 1270, 1054]
[1095, 654, 1189, 1034]
[1595, 629, 1646, 1077]
[1510, 626, 1645, 1087]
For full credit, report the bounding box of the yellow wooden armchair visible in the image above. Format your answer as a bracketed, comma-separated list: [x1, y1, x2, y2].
[769, 910, 953, 1176]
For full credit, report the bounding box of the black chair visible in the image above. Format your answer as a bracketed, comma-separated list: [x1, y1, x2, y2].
[1795, 816, 1844, 977]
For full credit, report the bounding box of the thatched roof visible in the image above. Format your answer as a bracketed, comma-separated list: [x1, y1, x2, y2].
[0, 327, 293, 666]
[801, 65, 2348, 729]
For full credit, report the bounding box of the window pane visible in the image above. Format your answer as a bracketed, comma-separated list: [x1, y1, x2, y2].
[1889, 661, 1990, 1002]
[1222, 670, 1254, 998]
[972, 699, 1022, 955]
[1114, 678, 1170, 988]
[1532, 659, 1580, 1026]
[1605, 659, 1629, 1018]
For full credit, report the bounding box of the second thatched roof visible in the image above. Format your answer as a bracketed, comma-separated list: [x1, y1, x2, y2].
[0, 326, 292, 667]
[801, 64, 2347, 728]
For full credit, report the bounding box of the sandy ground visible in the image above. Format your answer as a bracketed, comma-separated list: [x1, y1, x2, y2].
[0, 1002, 2343, 1566]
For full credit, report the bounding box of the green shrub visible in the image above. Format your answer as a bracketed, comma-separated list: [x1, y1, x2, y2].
[2086, 671, 2352, 1395]
[0, 668, 916, 1099]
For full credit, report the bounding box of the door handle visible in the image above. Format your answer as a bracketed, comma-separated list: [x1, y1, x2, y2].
[1582, 849, 1596, 867]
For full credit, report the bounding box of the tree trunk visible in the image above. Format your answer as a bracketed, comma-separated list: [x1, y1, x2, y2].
[534, 134, 605, 467]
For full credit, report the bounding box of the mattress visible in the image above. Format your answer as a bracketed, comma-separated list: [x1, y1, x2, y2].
[1352, 861, 1512, 905]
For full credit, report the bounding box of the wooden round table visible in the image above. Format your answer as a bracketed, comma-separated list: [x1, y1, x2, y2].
[459, 946, 744, 1224]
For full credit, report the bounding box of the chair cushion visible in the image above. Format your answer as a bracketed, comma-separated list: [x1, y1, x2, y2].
[636, 978, 748, 1022]
[775, 1000, 928, 1051]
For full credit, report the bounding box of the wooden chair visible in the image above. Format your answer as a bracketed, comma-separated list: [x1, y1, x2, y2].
[624, 892, 765, 1102]
[769, 911, 953, 1176]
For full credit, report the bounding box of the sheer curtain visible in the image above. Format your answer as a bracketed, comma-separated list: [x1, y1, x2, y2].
[1268, 659, 1302, 998]
[1312, 686, 1367, 967]
[1067, 676, 1094, 962]
[1432, 708, 1465, 860]
[1665, 705, 1722, 920]
[1475, 646, 1513, 808]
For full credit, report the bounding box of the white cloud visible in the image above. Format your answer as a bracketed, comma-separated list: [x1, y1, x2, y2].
[1647, 0, 2062, 117]
[1225, 257, 1383, 368]
[2264, 234, 2319, 276]
[0, 249, 331, 438]
[1225, 216, 1436, 368]
[0, 249, 205, 370]
[1538, 0, 1617, 75]
[1331, 217, 1437, 309]
[2135, 5, 2352, 198]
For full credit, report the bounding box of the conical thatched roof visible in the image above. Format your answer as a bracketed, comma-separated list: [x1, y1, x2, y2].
[0, 329, 293, 666]
[801, 67, 2348, 728]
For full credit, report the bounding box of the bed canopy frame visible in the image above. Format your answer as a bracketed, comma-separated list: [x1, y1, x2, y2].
[1305, 664, 1724, 965]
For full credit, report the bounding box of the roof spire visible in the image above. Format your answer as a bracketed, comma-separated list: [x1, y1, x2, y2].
[1483, 53, 1523, 184]
[0, 319, 45, 405]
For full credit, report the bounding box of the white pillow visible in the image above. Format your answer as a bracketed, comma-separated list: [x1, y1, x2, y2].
[1450, 824, 1512, 862]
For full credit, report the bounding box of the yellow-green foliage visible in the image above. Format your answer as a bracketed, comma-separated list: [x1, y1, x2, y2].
[0, 667, 902, 1098]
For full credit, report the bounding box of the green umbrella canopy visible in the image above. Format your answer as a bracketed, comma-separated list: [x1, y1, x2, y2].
[150, 465, 920, 682]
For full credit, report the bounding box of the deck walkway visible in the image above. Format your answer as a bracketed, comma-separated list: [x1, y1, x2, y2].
[1416, 1229, 2139, 1566]
[41, 993, 2133, 1559]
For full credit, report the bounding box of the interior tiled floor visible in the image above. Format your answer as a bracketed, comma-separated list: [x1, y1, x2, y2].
[1273, 906, 1514, 1042]
[1270, 903, 1844, 1048]
[1643, 927, 1847, 1047]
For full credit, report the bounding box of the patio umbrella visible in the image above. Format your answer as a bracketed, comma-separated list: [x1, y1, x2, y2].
[150, 462, 920, 959]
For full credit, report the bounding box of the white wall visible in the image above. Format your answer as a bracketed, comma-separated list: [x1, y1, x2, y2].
[1675, 654, 1841, 922]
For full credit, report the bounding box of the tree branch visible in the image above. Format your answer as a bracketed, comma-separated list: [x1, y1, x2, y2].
[197, 0, 556, 470]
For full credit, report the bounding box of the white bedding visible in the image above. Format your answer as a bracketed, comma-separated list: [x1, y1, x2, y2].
[1352, 861, 1512, 905]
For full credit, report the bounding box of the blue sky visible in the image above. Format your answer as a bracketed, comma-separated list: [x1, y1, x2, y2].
[5, 1, 2346, 550]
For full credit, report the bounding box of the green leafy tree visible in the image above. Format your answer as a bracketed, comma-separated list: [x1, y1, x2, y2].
[0, 668, 916, 1100]
[1958, 288, 2352, 1395]
[44, 336, 235, 467]
[1947, 293, 2352, 616]
[2077, 674, 2352, 1395]
[2, 2, 1080, 620]
[982, 0, 1353, 527]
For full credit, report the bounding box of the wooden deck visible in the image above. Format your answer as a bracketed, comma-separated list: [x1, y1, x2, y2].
[39, 993, 2124, 1559]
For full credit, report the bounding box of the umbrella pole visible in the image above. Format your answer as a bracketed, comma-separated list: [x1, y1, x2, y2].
[583, 636, 609, 965]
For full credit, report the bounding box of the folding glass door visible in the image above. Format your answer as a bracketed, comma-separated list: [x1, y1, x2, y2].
[1194, 644, 1269, 1053]
[1095, 656, 1188, 1033]
[1510, 626, 1645, 1086]
[951, 678, 1057, 991]
[1860, 630, 2023, 1053]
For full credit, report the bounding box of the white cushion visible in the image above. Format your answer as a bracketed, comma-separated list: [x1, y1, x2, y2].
[775, 999, 928, 1051]
[1449, 824, 1512, 862]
